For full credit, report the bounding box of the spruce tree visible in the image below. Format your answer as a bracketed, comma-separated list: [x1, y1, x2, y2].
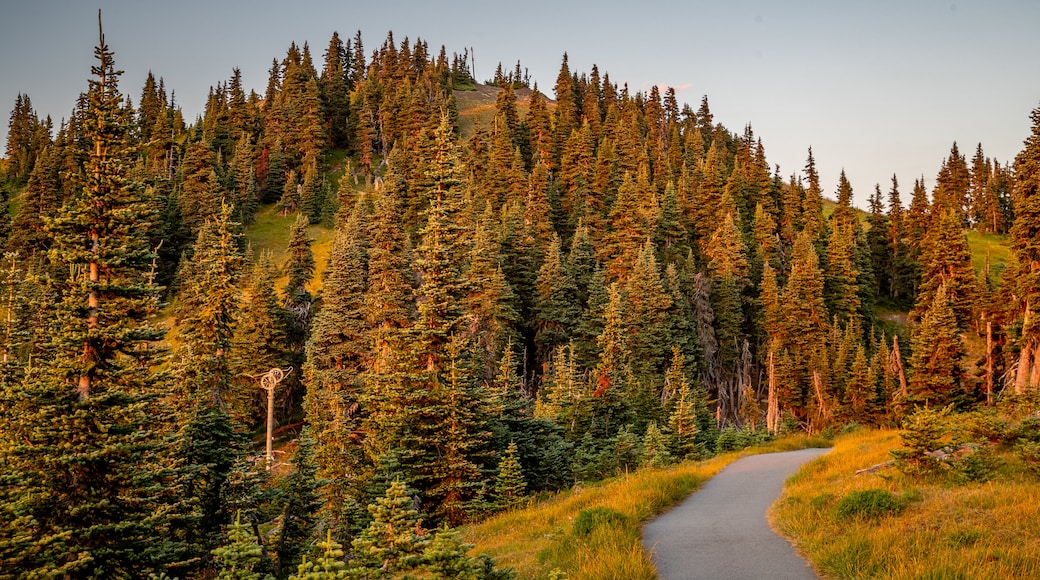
[303, 198, 369, 531]
[908, 283, 967, 408]
[212, 512, 271, 580]
[0, 16, 187, 575]
[348, 480, 428, 578]
[534, 234, 580, 363]
[912, 207, 976, 330]
[1009, 100, 1040, 393]
[230, 252, 290, 427]
[492, 441, 527, 511]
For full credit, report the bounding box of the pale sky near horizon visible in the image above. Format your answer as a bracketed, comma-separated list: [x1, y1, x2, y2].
[2, 0, 1039, 209]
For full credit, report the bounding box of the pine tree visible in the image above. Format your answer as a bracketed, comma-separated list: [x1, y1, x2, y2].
[230, 252, 290, 427]
[590, 284, 631, 439]
[0, 16, 187, 575]
[623, 241, 674, 382]
[493, 441, 527, 511]
[304, 199, 368, 530]
[802, 148, 825, 243]
[665, 348, 700, 459]
[320, 31, 351, 149]
[289, 530, 348, 579]
[912, 207, 976, 330]
[641, 422, 672, 468]
[364, 168, 415, 374]
[348, 480, 428, 577]
[1009, 100, 1040, 393]
[274, 431, 323, 577]
[174, 200, 244, 405]
[212, 512, 272, 580]
[534, 234, 580, 363]
[823, 221, 861, 326]
[908, 283, 967, 408]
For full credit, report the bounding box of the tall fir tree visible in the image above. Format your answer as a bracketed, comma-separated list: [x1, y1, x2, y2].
[1009, 100, 1040, 393]
[0, 16, 188, 575]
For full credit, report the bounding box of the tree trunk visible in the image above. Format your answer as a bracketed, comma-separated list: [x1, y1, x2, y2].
[1017, 304, 1033, 395]
[985, 320, 994, 405]
[766, 347, 779, 434]
[890, 334, 908, 398]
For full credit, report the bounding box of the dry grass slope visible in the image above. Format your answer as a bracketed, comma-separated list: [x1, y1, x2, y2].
[461, 436, 830, 579]
[772, 429, 1040, 579]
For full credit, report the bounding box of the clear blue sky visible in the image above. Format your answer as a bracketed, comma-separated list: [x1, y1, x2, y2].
[3, 0, 1039, 208]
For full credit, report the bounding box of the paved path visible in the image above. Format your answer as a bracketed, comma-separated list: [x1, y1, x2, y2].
[642, 448, 829, 580]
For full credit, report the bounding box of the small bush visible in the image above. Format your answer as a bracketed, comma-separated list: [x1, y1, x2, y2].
[952, 444, 1002, 484]
[1010, 416, 1040, 445]
[891, 406, 956, 475]
[715, 427, 748, 453]
[1016, 441, 1040, 475]
[835, 489, 905, 521]
[572, 507, 627, 536]
[809, 492, 835, 510]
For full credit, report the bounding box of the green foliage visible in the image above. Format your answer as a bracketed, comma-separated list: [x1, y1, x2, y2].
[951, 444, 1001, 484]
[213, 512, 273, 580]
[1016, 441, 1040, 475]
[640, 422, 672, 468]
[891, 406, 954, 475]
[835, 489, 905, 521]
[715, 427, 749, 454]
[288, 530, 348, 579]
[493, 441, 527, 511]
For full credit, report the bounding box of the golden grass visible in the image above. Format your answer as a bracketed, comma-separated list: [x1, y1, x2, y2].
[772, 429, 1040, 579]
[243, 204, 334, 293]
[461, 435, 831, 579]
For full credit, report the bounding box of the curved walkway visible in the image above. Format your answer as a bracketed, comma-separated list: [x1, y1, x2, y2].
[642, 448, 829, 580]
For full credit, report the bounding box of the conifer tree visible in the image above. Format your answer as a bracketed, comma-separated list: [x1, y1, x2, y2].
[364, 166, 415, 374]
[174, 200, 244, 405]
[823, 221, 861, 326]
[273, 431, 323, 577]
[802, 148, 825, 243]
[320, 31, 351, 149]
[908, 283, 967, 408]
[348, 480, 428, 577]
[462, 206, 521, 377]
[665, 348, 700, 459]
[1009, 100, 1040, 393]
[230, 252, 290, 427]
[590, 284, 631, 439]
[304, 199, 369, 530]
[641, 422, 672, 468]
[8, 145, 62, 262]
[212, 512, 272, 580]
[493, 441, 527, 511]
[0, 16, 187, 575]
[912, 207, 976, 330]
[623, 241, 674, 382]
[535, 234, 580, 363]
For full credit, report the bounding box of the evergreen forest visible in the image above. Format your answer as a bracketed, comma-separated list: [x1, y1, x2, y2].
[2, 14, 1040, 579]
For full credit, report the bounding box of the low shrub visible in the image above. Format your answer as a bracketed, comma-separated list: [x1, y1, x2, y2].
[1017, 440, 1040, 475]
[835, 489, 905, 521]
[952, 444, 1002, 484]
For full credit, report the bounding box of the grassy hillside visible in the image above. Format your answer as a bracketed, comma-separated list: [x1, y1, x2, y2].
[243, 203, 335, 293]
[459, 436, 830, 579]
[772, 425, 1040, 579]
[454, 84, 544, 138]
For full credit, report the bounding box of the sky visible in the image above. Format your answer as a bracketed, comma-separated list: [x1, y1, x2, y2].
[2, 0, 1039, 209]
